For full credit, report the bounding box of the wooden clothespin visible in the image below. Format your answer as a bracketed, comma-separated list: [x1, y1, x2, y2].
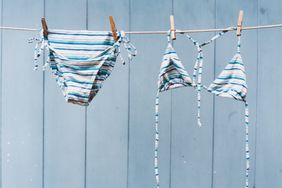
[41, 17, 48, 39]
[109, 16, 118, 42]
[236, 10, 244, 36]
[170, 15, 176, 40]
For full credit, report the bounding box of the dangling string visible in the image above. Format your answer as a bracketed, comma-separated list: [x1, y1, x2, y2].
[154, 92, 160, 188]
[238, 32, 249, 188]
[192, 55, 200, 88]
[116, 31, 137, 65]
[185, 34, 202, 127]
[30, 32, 66, 89]
[185, 31, 230, 127]
[153, 31, 174, 188]
[28, 38, 39, 70]
[244, 101, 249, 188]
[196, 31, 229, 127]
[29, 30, 48, 71]
[29, 30, 50, 71]
[185, 34, 200, 87]
[196, 47, 203, 127]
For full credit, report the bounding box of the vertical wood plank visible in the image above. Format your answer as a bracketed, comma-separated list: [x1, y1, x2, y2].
[44, 1, 87, 188]
[0, 0, 2, 187]
[256, 0, 282, 187]
[129, 1, 172, 188]
[1, 0, 43, 188]
[213, 1, 258, 188]
[171, 0, 216, 187]
[86, 0, 130, 188]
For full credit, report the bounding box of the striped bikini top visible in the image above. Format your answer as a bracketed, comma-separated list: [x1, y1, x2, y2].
[154, 31, 250, 188]
[157, 30, 247, 124]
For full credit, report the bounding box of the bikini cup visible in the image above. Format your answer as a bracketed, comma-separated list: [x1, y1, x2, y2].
[157, 33, 193, 92]
[208, 36, 247, 101]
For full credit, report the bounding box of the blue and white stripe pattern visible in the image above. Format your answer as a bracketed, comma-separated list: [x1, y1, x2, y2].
[208, 36, 249, 188]
[154, 32, 192, 188]
[33, 29, 136, 106]
[208, 37, 247, 101]
[158, 40, 193, 92]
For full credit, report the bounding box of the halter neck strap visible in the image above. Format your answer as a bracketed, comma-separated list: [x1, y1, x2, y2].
[167, 30, 173, 44]
[185, 34, 201, 51]
[199, 30, 228, 48]
[237, 36, 241, 54]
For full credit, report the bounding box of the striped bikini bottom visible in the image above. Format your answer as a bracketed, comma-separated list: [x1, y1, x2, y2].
[33, 29, 136, 106]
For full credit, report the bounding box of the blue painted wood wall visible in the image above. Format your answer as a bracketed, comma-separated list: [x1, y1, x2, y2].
[1, 0, 282, 188]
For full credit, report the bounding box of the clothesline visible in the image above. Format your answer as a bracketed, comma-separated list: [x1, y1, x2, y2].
[0, 23, 282, 34]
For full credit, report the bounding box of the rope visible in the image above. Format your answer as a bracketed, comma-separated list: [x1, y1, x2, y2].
[1, 23, 282, 33]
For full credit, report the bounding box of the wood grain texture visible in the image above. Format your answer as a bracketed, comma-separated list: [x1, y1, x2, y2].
[0, 0, 2, 187]
[44, 1, 87, 188]
[86, 0, 130, 188]
[172, 0, 216, 187]
[1, 0, 282, 188]
[128, 1, 172, 188]
[256, 0, 282, 187]
[1, 0, 43, 188]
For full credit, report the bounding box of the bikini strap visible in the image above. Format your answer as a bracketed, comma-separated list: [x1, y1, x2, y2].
[237, 36, 241, 54]
[29, 30, 49, 71]
[116, 31, 137, 65]
[185, 34, 201, 85]
[185, 34, 203, 127]
[166, 30, 173, 45]
[29, 37, 41, 70]
[200, 30, 229, 48]
[185, 34, 201, 51]
[244, 101, 250, 188]
[154, 92, 160, 188]
[154, 31, 173, 183]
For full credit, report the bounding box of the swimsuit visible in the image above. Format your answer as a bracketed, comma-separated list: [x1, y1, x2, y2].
[155, 30, 249, 188]
[33, 29, 136, 106]
[154, 35, 193, 188]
